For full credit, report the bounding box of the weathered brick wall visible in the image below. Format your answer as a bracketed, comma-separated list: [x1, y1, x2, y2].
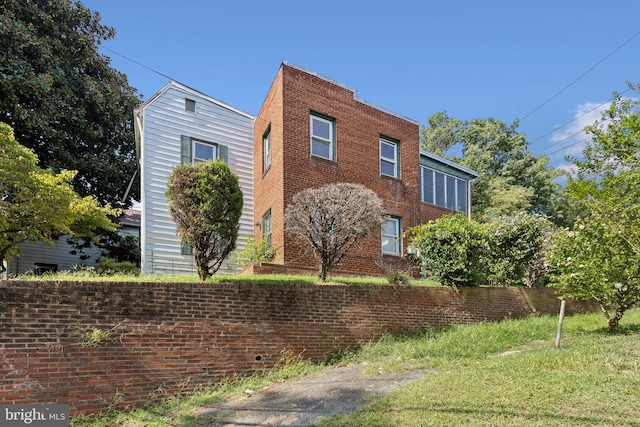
[0, 280, 595, 415]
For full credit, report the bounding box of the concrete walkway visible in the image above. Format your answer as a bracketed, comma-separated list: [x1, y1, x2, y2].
[195, 364, 427, 426]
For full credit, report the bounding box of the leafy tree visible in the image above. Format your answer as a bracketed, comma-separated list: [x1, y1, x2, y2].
[407, 213, 486, 287]
[0, 0, 141, 209]
[166, 160, 243, 281]
[421, 112, 567, 224]
[548, 84, 640, 332]
[284, 183, 385, 282]
[0, 122, 117, 272]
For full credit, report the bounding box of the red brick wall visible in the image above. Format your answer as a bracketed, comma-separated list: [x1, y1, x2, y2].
[255, 63, 446, 276]
[1, 280, 596, 415]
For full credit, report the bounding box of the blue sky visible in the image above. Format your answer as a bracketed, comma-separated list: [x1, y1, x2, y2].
[83, 0, 640, 172]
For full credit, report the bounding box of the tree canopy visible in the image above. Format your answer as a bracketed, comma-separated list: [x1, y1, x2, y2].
[421, 112, 568, 224]
[0, 122, 117, 272]
[284, 183, 385, 281]
[0, 0, 141, 209]
[166, 160, 243, 281]
[548, 83, 640, 332]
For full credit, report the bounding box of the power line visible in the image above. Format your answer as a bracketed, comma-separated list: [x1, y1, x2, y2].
[519, 30, 640, 122]
[101, 45, 177, 82]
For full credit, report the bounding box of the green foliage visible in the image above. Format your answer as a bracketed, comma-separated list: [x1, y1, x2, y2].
[99, 232, 141, 266]
[96, 257, 140, 276]
[409, 212, 552, 288]
[386, 270, 411, 286]
[408, 213, 485, 287]
[0, 0, 141, 208]
[420, 112, 568, 225]
[233, 235, 276, 267]
[166, 160, 243, 281]
[0, 123, 117, 272]
[485, 213, 553, 287]
[549, 83, 640, 333]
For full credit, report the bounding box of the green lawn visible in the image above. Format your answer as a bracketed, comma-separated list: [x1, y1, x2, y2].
[72, 308, 640, 426]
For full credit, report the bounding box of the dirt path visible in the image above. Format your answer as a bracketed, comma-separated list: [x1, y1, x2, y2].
[195, 364, 427, 426]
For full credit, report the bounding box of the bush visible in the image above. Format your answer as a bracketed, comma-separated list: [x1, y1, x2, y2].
[97, 257, 140, 275]
[234, 235, 276, 267]
[484, 213, 553, 287]
[386, 270, 411, 286]
[407, 213, 486, 287]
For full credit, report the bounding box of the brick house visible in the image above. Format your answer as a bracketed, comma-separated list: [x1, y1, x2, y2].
[252, 62, 477, 277]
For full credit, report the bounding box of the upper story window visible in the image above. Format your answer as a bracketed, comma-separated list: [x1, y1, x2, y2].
[193, 139, 217, 163]
[185, 98, 196, 113]
[421, 166, 468, 213]
[381, 216, 401, 255]
[263, 125, 271, 173]
[380, 138, 399, 178]
[310, 113, 335, 160]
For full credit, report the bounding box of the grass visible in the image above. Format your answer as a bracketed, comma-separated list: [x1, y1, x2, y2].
[71, 349, 326, 427]
[71, 309, 640, 426]
[10, 270, 440, 286]
[314, 309, 640, 427]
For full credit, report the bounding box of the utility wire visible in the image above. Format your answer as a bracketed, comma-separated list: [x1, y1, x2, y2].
[519, 30, 640, 122]
[101, 45, 177, 82]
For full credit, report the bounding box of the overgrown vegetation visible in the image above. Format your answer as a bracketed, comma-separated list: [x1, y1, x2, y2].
[233, 234, 276, 267]
[71, 309, 640, 426]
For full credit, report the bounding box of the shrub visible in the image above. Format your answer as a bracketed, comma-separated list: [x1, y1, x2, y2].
[234, 235, 276, 267]
[407, 213, 486, 287]
[166, 160, 243, 281]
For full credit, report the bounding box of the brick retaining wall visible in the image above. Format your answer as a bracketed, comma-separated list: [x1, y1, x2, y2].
[0, 280, 595, 415]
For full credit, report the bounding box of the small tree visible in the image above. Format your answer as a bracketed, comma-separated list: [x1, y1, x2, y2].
[407, 213, 486, 287]
[166, 160, 243, 280]
[547, 84, 640, 332]
[233, 235, 276, 267]
[284, 183, 385, 281]
[0, 123, 117, 272]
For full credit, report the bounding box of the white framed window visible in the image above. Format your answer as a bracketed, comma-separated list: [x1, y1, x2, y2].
[310, 114, 335, 160]
[263, 125, 271, 173]
[193, 139, 217, 163]
[421, 166, 467, 213]
[381, 216, 401, 255]
[380, 138, 399, 178]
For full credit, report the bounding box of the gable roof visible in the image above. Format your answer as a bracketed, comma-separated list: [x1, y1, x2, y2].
[136, 80, 255, 120]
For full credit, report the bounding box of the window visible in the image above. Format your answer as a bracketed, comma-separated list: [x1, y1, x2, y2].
[263, 125, 271, 173]
[181, 135, 228, 164]
[380, 138, 399, 178]
[421, 166, 467, 213]
[193, 139, 217, 163]
[310, 114, 335, 160]
[185, 98, 196, 113]
[381, 217, 401, 255]
[262, 209, 272, 249]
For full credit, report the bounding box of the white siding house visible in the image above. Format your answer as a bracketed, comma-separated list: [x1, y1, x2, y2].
[134, 81, 255, 275]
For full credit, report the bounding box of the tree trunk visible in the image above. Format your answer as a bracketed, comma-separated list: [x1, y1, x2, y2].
[607, 310, 623, 333]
